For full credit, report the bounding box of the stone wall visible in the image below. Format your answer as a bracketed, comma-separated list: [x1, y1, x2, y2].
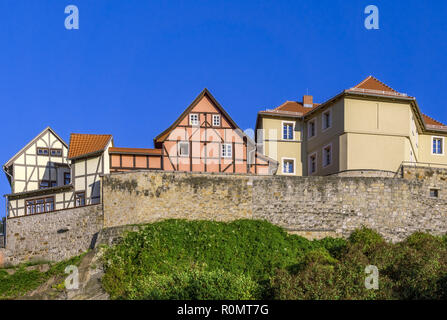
[103, 171, 253, 228]
[1, 205, 103, 266]
[103, 168, 447, 242]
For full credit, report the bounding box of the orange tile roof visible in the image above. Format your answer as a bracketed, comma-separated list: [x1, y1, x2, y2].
[352, 76, 398, 93]
[109, 147, 162, 155]
[260, 101, 319, 117]
[68, 133, 112, 159]
[423, 114, 446, 127]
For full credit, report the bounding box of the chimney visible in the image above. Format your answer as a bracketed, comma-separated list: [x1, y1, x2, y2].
[303, 95, 313, 108]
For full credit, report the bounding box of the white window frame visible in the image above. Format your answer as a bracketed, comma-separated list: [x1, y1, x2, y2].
[281, 157, 296, 175]
[431, 136, 445, 156]
[221, 143, 232, 158]
[189, 113, 199, 126]
[212, 114, 221, 127]
[322, 108, 332, 131]
[308, 152, 317, 175]
[308, 118, 317, 140]
[281, 121, 295, 141]
[322, 143, 332, 168]
[178, 142, 190, 157]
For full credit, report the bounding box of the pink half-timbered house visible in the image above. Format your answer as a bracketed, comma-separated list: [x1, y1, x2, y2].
[109, 89, 277, 174]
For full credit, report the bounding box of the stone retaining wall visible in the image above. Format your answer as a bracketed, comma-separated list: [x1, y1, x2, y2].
[103, 168, 447, 242]
[1, 204, 103, 266]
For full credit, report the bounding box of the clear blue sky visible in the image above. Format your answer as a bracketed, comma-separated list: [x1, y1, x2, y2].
[1, 0, 447, 218]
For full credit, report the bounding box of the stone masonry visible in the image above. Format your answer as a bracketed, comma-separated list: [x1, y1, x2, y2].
[3, 165, 447, 266]
[103, 168, 447, 243]
[0, 204, 103, 266]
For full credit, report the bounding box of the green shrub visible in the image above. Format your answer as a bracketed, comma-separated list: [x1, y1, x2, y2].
[348, 227, 385, 253]
[102, 220, 447, 300]
[122, 267, 261, 300]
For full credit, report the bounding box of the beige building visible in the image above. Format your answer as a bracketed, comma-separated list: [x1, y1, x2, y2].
[256, 76, 447, 176]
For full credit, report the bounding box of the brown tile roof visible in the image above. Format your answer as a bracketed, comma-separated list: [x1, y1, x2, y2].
[353, 76, 398, 93]
[68, 133, 113, 159]
[423, 114, 446, 127]
[347, 76, 411, 98]
[109, 147, 162, 155]
[259, 101, 319, 117]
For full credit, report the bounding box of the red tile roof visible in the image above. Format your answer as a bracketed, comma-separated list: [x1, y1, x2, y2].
[68, 133, 112, 159]
[260, 101, 319, 117]
[423, 114, 446, 127]
[109, 147, 162, 155]
[352, 76, 398, 93]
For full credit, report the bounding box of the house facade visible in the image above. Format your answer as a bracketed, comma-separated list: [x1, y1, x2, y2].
[3, 128, 113, 218]
[3, 89, 277, 218]
[256, 76, 447, 176]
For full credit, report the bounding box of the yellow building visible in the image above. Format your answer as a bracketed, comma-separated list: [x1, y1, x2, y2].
[256, 76, 447, 176]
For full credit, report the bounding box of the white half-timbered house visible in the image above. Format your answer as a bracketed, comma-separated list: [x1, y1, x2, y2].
[3, 128, 113, 218]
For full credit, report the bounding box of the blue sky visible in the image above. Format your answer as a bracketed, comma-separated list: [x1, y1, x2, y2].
[1, 0, 447, 218]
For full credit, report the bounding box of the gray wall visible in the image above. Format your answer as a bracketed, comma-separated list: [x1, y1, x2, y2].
[103, 168, 447, 243]
[2, 204, 103, 266]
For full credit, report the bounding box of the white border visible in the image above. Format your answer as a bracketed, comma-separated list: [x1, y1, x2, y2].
[281, 157, 296, 175]
[431, 136, 445, 156]
[178, 141, 189, 157]
[189, 113, 199, 126]
[281, 121, 295, 141]
[212, 114, 221, 127]
[221, 143, 232, 158]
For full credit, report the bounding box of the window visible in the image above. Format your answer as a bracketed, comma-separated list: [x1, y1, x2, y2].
[323, 145, 332, 167]
[322, 109, 332, 130]
[189, 113, 199, 126]
[221, 144, 232, 158]
[178, 142, 189, 156]
[75, 192, 86, 207]
[309, 153, 317, 175]
[282, 122, 294, 140]
[64, 172, 71, 185]
[50, 148, 62, 157]
[37, 148, 49, 156]
[282, 159, 295, 174]
[212, 114, 221, 126]
[308, 119, 316, 139]
[26, 197, 54, 215]
[432, 137, 444, 155]
[39, 180, 57, 189]
[430, 189, 439, 198]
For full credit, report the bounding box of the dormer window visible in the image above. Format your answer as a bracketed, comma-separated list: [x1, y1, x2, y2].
[189, 114, 199, 126]
[212, 114, 221, 127]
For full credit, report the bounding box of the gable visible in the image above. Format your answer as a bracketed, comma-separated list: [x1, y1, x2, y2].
[3, 127, 68, 168]
[154, 88, 240, 147]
